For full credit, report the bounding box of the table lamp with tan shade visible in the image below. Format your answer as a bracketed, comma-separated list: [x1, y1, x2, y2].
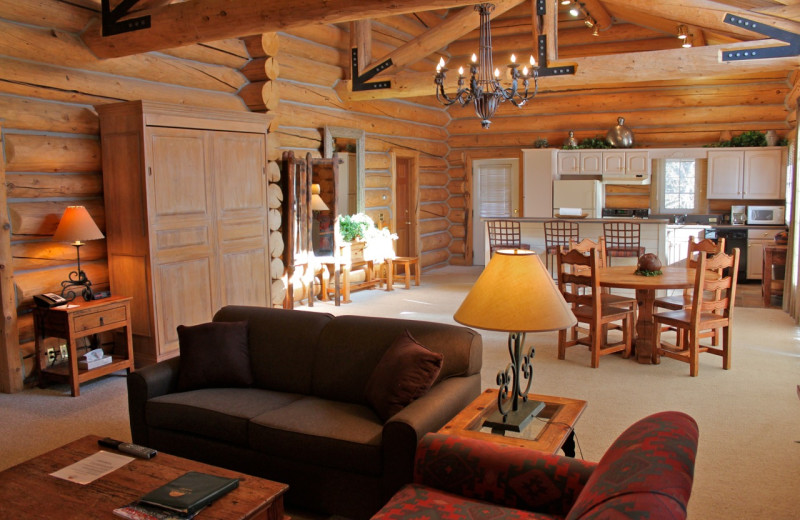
[52, 206, 104, 301]
[454, 249, 576, 432]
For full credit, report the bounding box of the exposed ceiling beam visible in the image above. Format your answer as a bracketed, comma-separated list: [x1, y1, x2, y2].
[602, 0, 800, 39]
[364, 0, 522, 75]
[81, 0, 484, 58]
[338, 40, 799, 100]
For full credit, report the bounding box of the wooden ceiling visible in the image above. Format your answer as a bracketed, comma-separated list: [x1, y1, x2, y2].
[80, 1, 800, 100]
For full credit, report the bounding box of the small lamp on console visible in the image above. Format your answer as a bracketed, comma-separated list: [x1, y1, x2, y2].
[52, 206, 104, 301]
[454, 249, 576, 432]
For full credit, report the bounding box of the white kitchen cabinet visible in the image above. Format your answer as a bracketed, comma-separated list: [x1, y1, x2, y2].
[626, 151, 650, 176]
[558, 151, 601, 175]
[522, 149, 558, 217]
[602, 151, 625, 175]
[746, 227, 784, 280]
[707, 148, 784, 199]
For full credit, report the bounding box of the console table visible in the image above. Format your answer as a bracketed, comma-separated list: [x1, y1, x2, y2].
[34, 295, 133, 396]
[763, 245, 787, 306]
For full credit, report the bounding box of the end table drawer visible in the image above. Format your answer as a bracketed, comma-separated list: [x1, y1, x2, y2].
[73, 305, 128, 331]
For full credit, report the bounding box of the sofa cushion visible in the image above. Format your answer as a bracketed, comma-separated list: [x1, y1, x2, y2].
[373, 484, 556, 520]
[312, 315, 481, 404]
[147, 388, 304, 446]
[176, 320, 252, 391]
[365, 330, 443, 422]
[214, 306, 334, 394]
[249, 396, 384, 476]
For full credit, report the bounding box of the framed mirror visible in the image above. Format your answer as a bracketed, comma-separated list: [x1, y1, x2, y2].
[324, 126, 365, 215]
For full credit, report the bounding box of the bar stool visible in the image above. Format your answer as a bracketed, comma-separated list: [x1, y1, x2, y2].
[603, 222, 645, 264]
[487, 220, 530, 257]
[544, 220, 579, 276]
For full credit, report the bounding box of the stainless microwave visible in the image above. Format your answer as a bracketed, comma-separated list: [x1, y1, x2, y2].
[746, 205, 785, 225]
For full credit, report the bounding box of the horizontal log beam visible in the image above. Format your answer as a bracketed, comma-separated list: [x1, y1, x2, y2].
[342, 41, 800, 100]
[81, 0, 485, 58]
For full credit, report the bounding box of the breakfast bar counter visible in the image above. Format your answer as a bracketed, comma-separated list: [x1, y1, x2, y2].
[483, 218, 669, 267]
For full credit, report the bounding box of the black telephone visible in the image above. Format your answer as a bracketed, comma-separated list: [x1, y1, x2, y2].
[34, 293, 68, 308]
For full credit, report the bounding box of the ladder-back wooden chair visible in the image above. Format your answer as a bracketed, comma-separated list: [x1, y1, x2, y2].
[653, 249, 740, 376]
[603, 222, 645, 264]
[487, 220, 530, 257]
[654, 237, 725, 346]
[544, 220, 579, 275]
[556, 247, 634, 368]
[569, 237, 637, 315]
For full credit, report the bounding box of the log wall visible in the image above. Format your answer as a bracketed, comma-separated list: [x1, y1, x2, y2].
[0, 1, 252, 393]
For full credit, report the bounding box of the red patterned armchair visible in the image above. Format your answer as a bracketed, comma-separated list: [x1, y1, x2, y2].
[372, 411, 698, 520]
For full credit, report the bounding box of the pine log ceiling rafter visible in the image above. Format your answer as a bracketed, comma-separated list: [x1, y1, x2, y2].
[338, 39, 800, 101]
[81, 0, 486, 58]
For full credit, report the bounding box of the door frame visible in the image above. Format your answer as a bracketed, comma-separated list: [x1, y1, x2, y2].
[391, 149, 420, 257]
[465, 151, 521, 266]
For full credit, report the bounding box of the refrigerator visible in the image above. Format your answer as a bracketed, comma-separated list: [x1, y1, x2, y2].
[552, 179, 604, 218]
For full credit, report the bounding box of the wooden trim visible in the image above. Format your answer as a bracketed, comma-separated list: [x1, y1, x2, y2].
[0, 122, 22, 393]
[323, 126, 366, 214]
[391, 148, 420, 258]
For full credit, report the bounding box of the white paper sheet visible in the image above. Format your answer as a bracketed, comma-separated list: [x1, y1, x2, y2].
[50, 450, 134, 485]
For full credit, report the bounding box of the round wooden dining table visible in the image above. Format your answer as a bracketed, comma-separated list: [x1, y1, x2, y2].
[597, 266, 697, 364]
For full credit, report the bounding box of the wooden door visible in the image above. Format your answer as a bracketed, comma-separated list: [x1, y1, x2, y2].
[395, 157, 412, 257]
[472, 158, 520, 265]
[212, 131, 271, 308]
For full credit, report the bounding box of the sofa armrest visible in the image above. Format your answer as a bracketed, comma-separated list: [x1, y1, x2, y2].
[126, 357, 181, 446]
[414, 432, 596, 516]
[380, 374, 480, 499]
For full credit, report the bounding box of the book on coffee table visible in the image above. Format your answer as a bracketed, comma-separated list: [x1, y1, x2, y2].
[113, 500, 198, 520]
[138, 471, 239, 515]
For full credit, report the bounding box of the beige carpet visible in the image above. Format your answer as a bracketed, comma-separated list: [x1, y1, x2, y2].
[1, 265, 798, 519]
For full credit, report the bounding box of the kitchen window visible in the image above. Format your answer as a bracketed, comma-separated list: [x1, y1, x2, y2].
[658, 158, 701, 214]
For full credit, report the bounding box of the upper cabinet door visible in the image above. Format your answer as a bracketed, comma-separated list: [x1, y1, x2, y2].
[743, 149, 783, 199]
[580, 151, 603, 174]
[558, 151, 581, 175]
[707, 150, 744, 199]
[626, 151, 650, 176]
[602, 151, 625, 175]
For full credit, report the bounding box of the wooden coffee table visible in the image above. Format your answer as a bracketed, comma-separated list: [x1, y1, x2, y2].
[439, 389, 587, 457]
[0, 435, 288, 519]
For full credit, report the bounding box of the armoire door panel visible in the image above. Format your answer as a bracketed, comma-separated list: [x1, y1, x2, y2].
[154, 225, 213, 252]
[148, 128, 212, 220]
[219, 248, 269, 307]
[213, 132, 267, 217]
[218, 219, 267, 244]
[154, 257, 217, 356]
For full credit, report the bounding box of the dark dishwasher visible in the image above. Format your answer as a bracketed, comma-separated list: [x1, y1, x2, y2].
[704, 228, 747, 281]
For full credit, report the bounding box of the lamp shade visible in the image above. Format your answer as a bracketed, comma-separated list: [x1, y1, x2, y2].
[311, 184, 329, 211]
[454, 249, 576, 333]
[52, 206, 104, 244]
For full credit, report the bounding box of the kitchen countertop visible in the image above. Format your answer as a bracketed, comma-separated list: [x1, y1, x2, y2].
[484, 217, 670, 224]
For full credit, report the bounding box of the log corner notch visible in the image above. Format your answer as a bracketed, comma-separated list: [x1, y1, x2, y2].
[721, 14, 800, 62]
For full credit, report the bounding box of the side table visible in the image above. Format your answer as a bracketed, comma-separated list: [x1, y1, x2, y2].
[34, 295, 134, 396]
[762, 245, 786, 306]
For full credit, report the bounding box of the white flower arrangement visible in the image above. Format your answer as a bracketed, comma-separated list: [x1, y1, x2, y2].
[335, 213, 398, 262]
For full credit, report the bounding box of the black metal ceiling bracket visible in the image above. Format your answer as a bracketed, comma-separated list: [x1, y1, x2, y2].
[537, 35, 576, 77]
[535, 0, 547, 16]
[351, 49, 392, 91]
[101, 0, 150, 37]
[721, 13, 800, 61]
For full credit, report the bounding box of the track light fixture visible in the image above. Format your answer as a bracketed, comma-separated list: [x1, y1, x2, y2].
[677, 25, 689, 40]
[592, 25, 600, 37]
[569, 6, 580, 16]
[682, 35, 693, 48]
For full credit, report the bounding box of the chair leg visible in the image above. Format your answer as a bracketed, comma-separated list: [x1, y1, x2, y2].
[689, 330, 700, 377]
[722, 326, 732, 370]
[590, 325, 601, 368]
[558, 329, 567, 360]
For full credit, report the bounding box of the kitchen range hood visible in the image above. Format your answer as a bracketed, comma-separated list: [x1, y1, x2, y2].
[602, 172, 651, 185]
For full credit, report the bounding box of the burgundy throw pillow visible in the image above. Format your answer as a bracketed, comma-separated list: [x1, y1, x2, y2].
[176, 321, 253, 391]
[365, 330, 443, 422]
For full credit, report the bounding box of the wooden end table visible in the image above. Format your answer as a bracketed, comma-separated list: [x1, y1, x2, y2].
[439, 389, 587, 456]
[0, 435, 288, 520]
[33, 296, 134, 396]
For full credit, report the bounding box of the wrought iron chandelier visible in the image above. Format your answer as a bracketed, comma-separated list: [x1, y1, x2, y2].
[434, 3, 538, 129]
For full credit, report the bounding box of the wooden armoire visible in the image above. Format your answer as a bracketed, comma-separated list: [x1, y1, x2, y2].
[97, 100, 273, 366]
